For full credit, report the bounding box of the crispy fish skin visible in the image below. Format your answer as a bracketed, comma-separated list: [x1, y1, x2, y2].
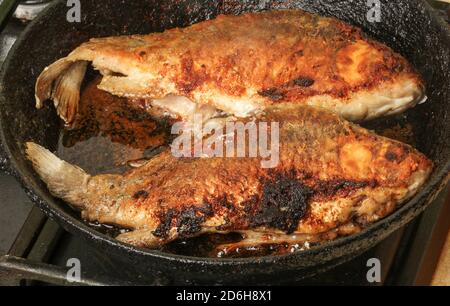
[36, 10, 425, 125]
[25, 105, 432, 248]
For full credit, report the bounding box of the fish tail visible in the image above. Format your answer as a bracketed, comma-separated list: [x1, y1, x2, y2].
[35, 59, 88, 125]
[25, 142, 90, 208]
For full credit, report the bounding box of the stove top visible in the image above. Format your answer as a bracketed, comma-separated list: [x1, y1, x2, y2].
[0, 0, 449, 286]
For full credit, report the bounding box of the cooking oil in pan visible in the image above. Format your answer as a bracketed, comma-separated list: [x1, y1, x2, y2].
[57, 77, 171, 175]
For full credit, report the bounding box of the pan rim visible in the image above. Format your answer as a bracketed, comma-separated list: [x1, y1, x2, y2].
[0, 0, 449, 266]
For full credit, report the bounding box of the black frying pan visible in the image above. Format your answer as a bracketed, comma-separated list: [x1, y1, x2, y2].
[0, 0, 449, 285]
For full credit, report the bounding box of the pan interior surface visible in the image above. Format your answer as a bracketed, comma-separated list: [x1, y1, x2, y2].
[0, 0, 448, 281]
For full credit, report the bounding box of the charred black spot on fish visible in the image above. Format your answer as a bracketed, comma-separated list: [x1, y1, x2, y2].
[176, 208, 203, 237]
[293, 77, 315, 87]
[258, 88, 285, 101]
[315, 179, 372, 198]
[133, 190, 149, 199]
[251, 177, 314, 234]
[385, 151, 398, 162]
[153, 209, 177, 238]
[176, 204, 213, 237]
[214, 194, 233, 209]
[294, 50, 304, 57]
[242, 195, 259, 214]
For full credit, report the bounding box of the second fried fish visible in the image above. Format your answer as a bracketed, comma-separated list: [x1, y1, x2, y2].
[25, 105, 432, 249]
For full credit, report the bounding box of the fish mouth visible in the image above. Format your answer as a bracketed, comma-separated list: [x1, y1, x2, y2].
[339, 76, 426, 121]
[382, 93, 427, 117]
[405, 168, 432, 200]
[375, 79, 427, 118]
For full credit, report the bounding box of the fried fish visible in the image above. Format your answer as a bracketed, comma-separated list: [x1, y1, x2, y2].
[35, 10, 425, 125]
[25, 105, 432, 249]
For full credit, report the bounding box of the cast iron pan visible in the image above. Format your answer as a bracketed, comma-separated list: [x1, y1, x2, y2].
[0, 0, 449, 284]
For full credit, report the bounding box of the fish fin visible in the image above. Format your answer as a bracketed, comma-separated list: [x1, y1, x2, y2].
[212, 230, 314, 257]
[25, 142, 90, 208]
[35, 59, 88, 125]
[35, 58, 72, 108]
[52, 61, 88, 124]
[127, 159, 151, 168]
[116, 229, 169, 248]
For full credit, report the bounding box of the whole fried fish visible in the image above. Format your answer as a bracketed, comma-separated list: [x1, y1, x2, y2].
[25, 105, 432, 249]
[36, 10, 425, 125]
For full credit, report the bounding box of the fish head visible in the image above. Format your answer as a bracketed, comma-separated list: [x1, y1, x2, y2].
[338, 130, 433, 199]
[337, 40, 426, 121]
